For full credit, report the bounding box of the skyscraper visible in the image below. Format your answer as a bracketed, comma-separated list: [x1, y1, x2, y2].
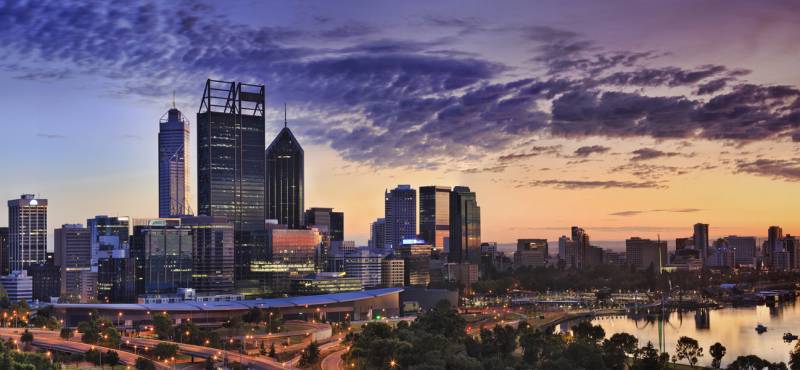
[129, 219, 193, 295]
[448, 186, 481, 265]
[159, 103, 191, 218]
[182, 216, 235, 294]
[369, 218, 386, 249]
[419, 186, 450, 250]
[197, 79, 265, 286]
[305, 207, 343, 242]
[626, 237, 667, 272]
[7, 194, 47, 271]
[87, 215, 130, 271]
[54, 224, 91, 301]
[0, 227, 8, 276]
[766, 225, 783, 268]
[266, 112, 304, 229]
[693, 223, 709, 262]
[385, 185, 417, 249]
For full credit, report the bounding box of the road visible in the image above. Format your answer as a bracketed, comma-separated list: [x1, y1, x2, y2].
[0, 328, 170, 369]
[321, 348, 347, 370]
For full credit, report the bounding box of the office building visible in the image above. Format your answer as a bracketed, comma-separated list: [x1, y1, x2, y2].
[87, 215, 130, 271]
[419, 186, 450, 250]
[397, 241, 432, 286]
[694, 223, 709, 262]
[675, 237, 692, 251]
[197, 79, 266, 286]
[7, 194, 48, 271]
[514, 239, 549, 269]
[129, 219, 193, 295]
[305, 208, 344, 242]
[724, 236, 757, 266]
[558, 236, 579, 268]
[266, 113, 305, 229]
[381, 258, 405, 288]
[182, 216, 235, 294]
[27, 261, 60, 302]
[766, 226, 784, 268]
[97, 250, 136, 303]
[0, 270, 32, 302]
[0, 227, 8, 276]
[626, 237, 667, 271]
[369, 218, 386, 249]
[54, 224, 91, 301]
[249, 227, 321, 294]
[785, 235, 800, 270]
[159, 103, 191, 218]
[291, 272, 362, 295]
[448, 186, 481, 265]
[385, 185, 417, 249]
[345, 248, 387, 289]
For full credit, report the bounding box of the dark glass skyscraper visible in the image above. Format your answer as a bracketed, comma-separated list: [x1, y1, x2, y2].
[419, 186, 450, 250]
[448, 186, 481, 265]
[159, 104, 191, 218]
[305, 208, 344, 242]
[197, 79, 265, 286]
[385, 185, 416, 249]
[265, 116, 304, 229]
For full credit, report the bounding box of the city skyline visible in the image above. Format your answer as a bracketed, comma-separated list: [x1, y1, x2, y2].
[2, 1, 800, 245]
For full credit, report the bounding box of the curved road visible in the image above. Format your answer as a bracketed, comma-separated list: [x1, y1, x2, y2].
[321, 348, 347, 370]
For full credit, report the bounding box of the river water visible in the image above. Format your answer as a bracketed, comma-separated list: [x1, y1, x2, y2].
[560, 300, 800, 367]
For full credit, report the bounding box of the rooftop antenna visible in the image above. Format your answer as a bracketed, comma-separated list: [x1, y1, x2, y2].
[172, 90, 176, 109]
[284, 102, 288, 128]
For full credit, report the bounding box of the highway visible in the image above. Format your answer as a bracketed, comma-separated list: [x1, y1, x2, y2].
[321, 348, 347, 370]
[0, 328, 170, 369]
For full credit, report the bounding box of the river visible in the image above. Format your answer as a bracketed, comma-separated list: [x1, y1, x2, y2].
[559, 300, 800, 367]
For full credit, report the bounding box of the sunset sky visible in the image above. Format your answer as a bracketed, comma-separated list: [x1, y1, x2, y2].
[1, 0, 800, 247]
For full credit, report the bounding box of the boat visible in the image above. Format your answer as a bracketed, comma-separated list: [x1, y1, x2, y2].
[756, 324, 768, 334]
[784, 333, 798, 341]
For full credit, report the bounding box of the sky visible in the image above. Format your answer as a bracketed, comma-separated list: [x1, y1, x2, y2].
[1, 0, 800, 247]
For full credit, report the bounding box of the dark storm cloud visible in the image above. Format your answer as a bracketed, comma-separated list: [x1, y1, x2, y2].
[525, 179, 661, 189]
[573, 145, 610, 157]
[2, 1, 799, 171]
[630, 148, 680, 161]
[736, 159, 800, 181]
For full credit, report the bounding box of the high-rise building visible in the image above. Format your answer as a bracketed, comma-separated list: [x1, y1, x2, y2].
[419, 186, 451, 251]
[0, 270, 32, 303]
[266, 113, 304, 229]
[675, 237, 692, 251]
[0, 227, 8, 276]
[27, 261, 60, 302]
[87, 215, 130, 271]
[197, 79, 266, 287]
[7, 194, 47, 271]
[766, 226, 784, 268]
[129, 219, 193, 295]
[159, 103, 191, 218]
[448, 186, 481, 265]
[381, 258, 405, 288]
[724, 236, 757, 266]
[397, 241, 432, 286]
[182, 216, 235, 294]
[693, 223, 709, 262]
[248, 227, 321, 295]
[385, 185, 417, 249]
[626, 237, 667, 271]
[97, 249, 136, 303]
[369, 218, 386, 249]
[514, 239, 549, 269]
[345, 248, 387, 289]
[54, 224, 91, 301]
[305, 208, 344, 242]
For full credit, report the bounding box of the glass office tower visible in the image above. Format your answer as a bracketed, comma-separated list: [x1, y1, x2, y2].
[158, 105, 191, 218]
[448, 186, 481, 265]
[197, 79, 265, 289]
[265, 118, 304, 229]
[419, 186, 450, 251]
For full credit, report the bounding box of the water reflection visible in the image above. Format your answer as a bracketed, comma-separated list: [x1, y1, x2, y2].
[563, 299, 800, 367]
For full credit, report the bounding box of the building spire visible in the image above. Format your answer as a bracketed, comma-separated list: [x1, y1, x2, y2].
[284, 102, 288, 128]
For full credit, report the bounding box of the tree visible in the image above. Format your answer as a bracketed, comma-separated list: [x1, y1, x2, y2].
[19, 330, 33, 346]
[85, 348, 103, 366]
[572, 321, 606, 344]
[727, 355, 787, 370]
[790, 342, 800, 370]
[269, 342, 277, 358]
[135, 357, 157, 370]
[602, 333, 639, 370]
[152, 342, 179, 360]
[104, 350, 120, 367]
[673, 336, 703, 368]
[151, 313, 174, 340]
[59, 327, 73, 340]
[204, 357, 215, 370]
[631, 342, 668, 370]
[710, 342, 726, 369]
[299, 341, 320, 367]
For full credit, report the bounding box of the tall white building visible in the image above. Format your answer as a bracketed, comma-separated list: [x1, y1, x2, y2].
[7, 194, 47, 271]
[344, 248, 387, 288]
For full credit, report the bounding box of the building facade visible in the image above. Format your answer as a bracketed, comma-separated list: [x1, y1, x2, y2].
[724, 236, 757, 266]
[694, 223, 709, 262]
[27, 261, 60, 302]
[419, 186, 450, 251]
[514, 239, 549, 269]
[158, 105, 191, 218]
[197, 79, 266, 288]
[182, 216, 235, 294]
[369, 218, 386, 249]
[626, 237, 668, 271]
[54, 224, 91, 301]
[385, 185, 417, 249]
[7, 194, 48, 271]
[129, 220, 193, 295]
[0, 227, 8, 276]
[266, 119, 305, 229]
[448, 186, 481, 265]
[0, 270, 32, 302]
[397, 242, 432, 286]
